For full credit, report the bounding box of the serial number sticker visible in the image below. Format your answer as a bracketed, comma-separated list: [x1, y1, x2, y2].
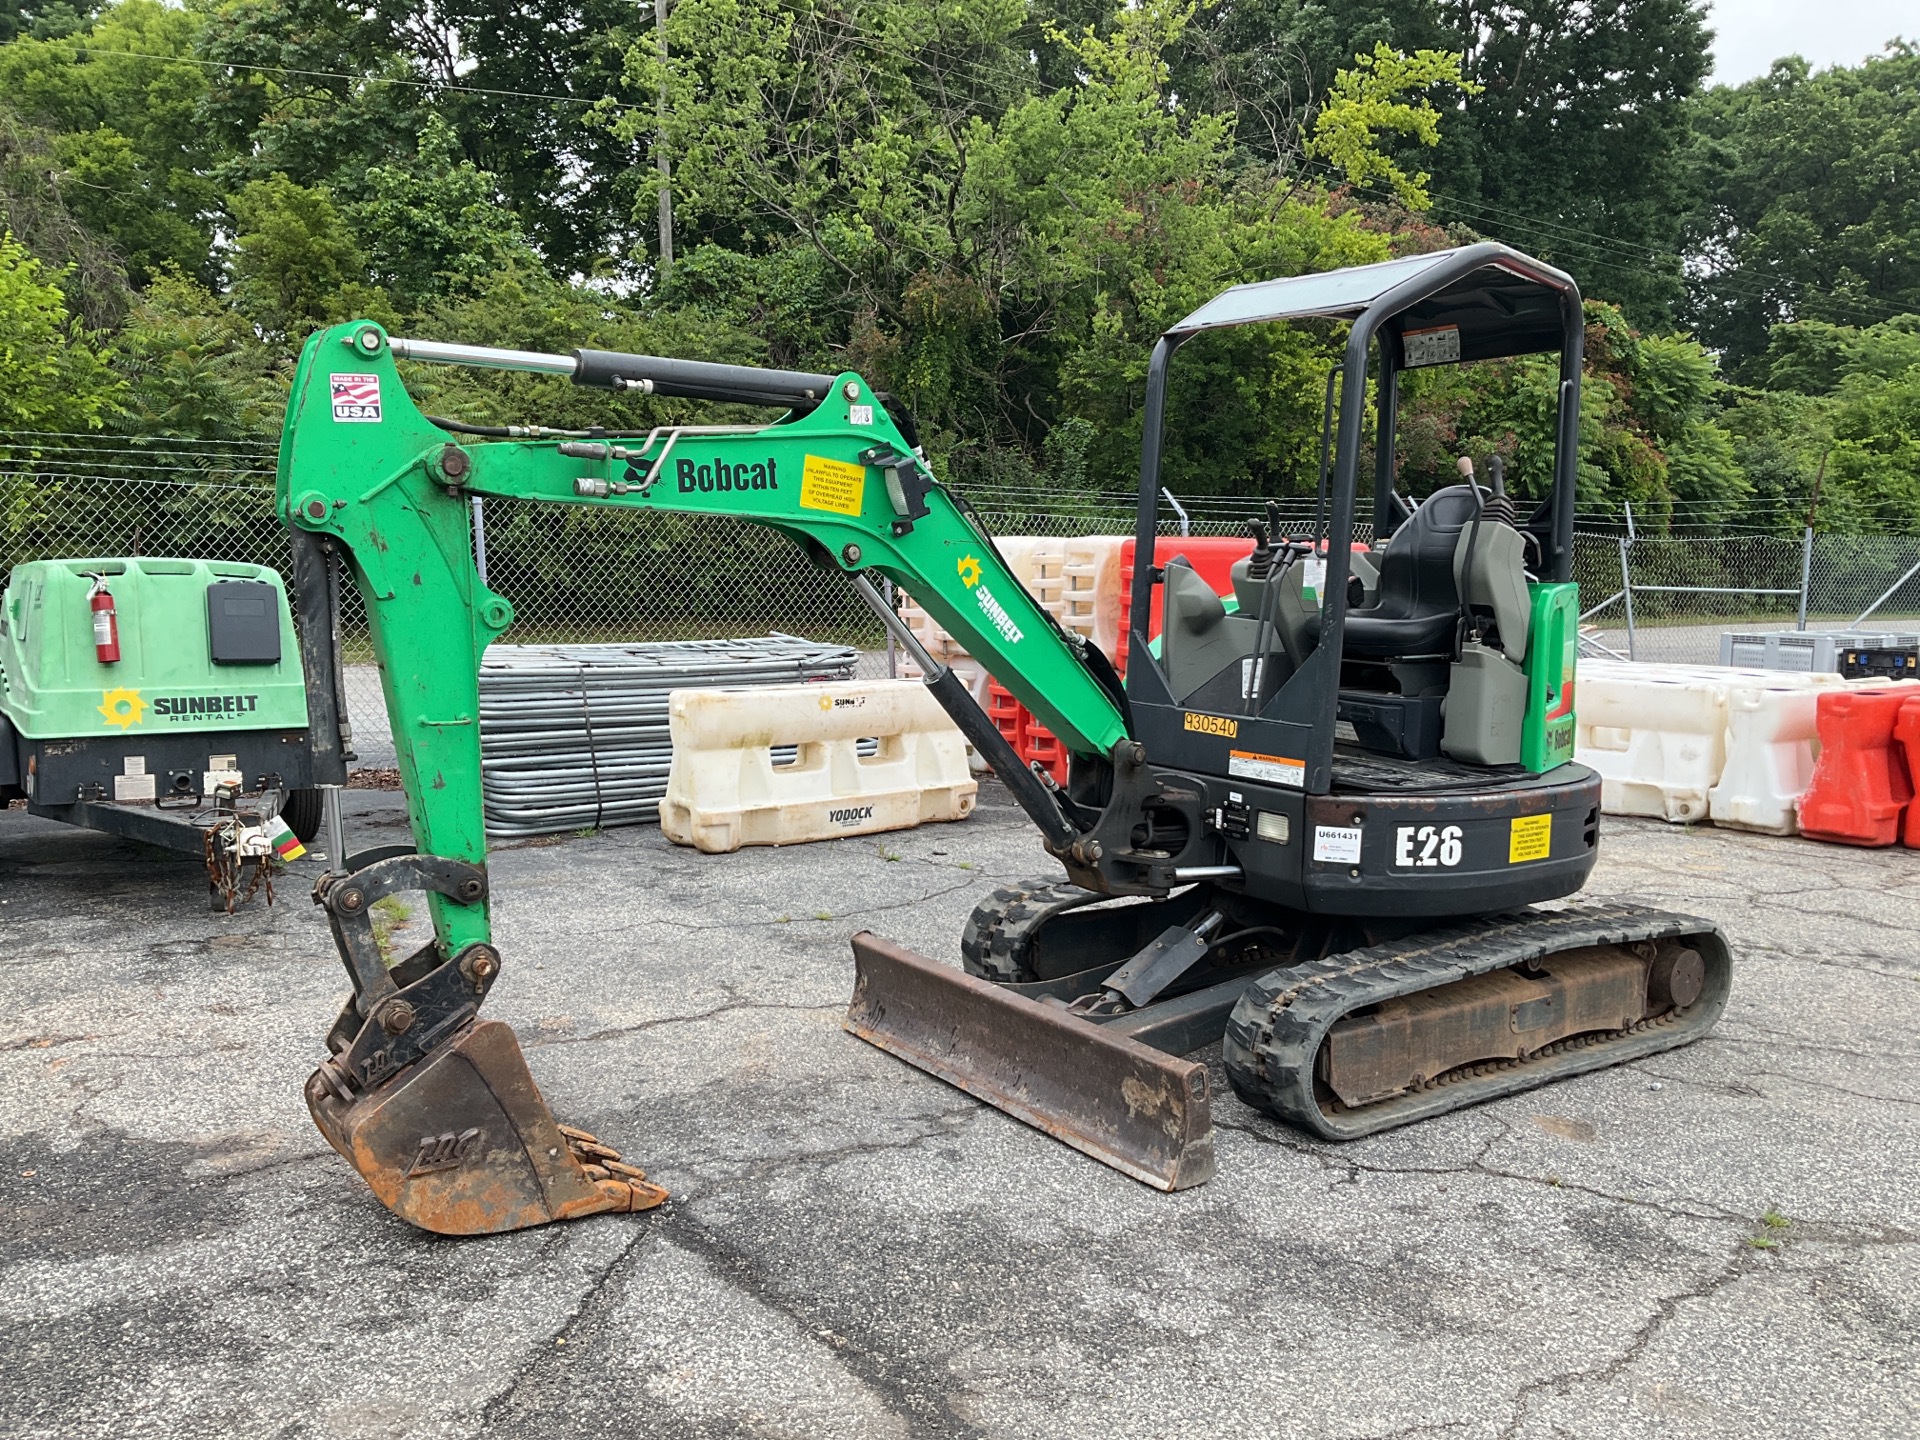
[1509, 813, 1553, 864]
[1229, 750, 1305, 789]
[1312, 824, 1364, 865]
[1182, 711, 1239, 738]
[1402, 324, 1461, 368]
[799, 454, 866, 516]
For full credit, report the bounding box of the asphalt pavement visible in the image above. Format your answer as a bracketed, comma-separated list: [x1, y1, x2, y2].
[2, 786, 1915, 1439]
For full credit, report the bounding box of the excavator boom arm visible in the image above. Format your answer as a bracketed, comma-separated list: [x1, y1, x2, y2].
[277, 321, 1128, 951]
[273, 321, 1144, 1235]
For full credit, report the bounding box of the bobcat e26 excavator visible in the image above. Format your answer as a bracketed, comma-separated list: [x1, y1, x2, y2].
[279, 243, 1731, 1235]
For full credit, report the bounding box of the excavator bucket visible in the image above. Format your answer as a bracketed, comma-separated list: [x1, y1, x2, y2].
[305, 1020, 666, 1235]
[844, 933, 1214, 1190]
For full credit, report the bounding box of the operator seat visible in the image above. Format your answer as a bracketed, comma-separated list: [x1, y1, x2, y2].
[1342, 484, 1480, 658]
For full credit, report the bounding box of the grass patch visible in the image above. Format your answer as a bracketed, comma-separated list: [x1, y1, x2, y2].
[372, 896, 413, 964]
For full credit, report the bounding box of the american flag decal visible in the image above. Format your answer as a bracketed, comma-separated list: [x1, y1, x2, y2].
[330, 373, 382, 422]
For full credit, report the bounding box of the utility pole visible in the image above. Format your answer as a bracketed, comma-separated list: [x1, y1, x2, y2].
[655, 0, 673, 280]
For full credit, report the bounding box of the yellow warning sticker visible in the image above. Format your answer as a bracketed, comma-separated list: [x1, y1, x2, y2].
[800, 454, 866, 517]
[1509, 813, 1553, 864]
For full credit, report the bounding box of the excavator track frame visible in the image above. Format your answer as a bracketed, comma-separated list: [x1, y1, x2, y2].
[1222, 902, 1733, 1139]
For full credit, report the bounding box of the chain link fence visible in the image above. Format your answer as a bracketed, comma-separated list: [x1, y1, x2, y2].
[7, 435, 1920, 762]
[1573, 531, 1920, 663]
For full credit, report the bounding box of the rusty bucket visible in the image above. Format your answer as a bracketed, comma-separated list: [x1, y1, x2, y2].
[306, 1019, 666, 1235]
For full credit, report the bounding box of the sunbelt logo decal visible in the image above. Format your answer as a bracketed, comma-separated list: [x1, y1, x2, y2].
[957, 553, 1022, 646]
[98, 687, 146, 729]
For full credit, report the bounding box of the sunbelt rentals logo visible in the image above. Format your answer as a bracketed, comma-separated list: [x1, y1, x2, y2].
[98, 687, 146, 729]
[956, 553, 1022, 646]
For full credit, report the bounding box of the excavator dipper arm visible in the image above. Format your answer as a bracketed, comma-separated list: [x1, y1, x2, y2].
[276, 321, 1143, 1233]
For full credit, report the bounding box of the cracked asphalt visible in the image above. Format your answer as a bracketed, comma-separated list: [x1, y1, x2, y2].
[2, 784, 1916, 1439]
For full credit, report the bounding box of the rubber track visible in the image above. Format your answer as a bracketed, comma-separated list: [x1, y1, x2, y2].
[960, 878, 1109, 983]
[1222, 902, 1734, 1140]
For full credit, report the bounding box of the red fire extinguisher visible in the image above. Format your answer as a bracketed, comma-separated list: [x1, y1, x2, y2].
[88, 575, 121, 664]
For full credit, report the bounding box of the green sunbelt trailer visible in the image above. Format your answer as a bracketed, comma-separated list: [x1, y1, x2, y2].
[0, 557, 326, 878]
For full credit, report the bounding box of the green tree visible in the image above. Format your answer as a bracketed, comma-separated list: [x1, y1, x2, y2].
[1, 0, 99, 45]
[0, 230, 121, 432]
[1425, 0, 1714, 327]
[350, 117, 539, 311]
[110, 272, 283, 439]
[227, 174, 392, 340]
[1306, 42, 1477, 208]
[195, 0, 648, 278]
[0, 0, 222, 285]
[1686, 45, 1920, 372]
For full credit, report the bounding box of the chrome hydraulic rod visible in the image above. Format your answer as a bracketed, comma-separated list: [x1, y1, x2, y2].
[385, 335, 837, 408]
[387, 338, 578, 375]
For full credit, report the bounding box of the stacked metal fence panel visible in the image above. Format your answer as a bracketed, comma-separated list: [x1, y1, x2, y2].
[479, 638, 859, 837]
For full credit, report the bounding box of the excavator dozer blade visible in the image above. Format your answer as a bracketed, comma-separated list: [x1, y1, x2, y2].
[305, 1019, 667, 1236]
[845, 932, 1214, 1191]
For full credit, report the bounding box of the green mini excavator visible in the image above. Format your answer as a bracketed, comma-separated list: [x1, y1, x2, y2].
[278, 243, 1731, 1234]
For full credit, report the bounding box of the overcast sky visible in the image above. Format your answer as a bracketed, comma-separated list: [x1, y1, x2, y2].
[1705, 0, 1912, 84]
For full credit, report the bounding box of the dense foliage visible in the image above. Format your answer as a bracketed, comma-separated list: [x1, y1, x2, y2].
[0, 0, 1915, 534]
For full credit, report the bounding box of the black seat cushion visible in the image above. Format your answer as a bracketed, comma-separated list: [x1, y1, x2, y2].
[1342, 484, 1476, 659]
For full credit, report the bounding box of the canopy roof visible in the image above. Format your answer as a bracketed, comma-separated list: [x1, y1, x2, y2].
[1167, 243, 1578, 364]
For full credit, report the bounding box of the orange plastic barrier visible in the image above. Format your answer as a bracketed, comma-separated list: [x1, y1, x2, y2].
[984, 678, 1070, 785]
[1797, 688, 1915, 847]
[1117, 537, 1255, 674]
[1114, 536, 1369, 675]
[986, 678, 1024, 753]
[1897, 694, 1920, 849]
[1022, 721, 1070, 786]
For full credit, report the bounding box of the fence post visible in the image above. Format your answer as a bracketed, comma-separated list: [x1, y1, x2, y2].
[883, 578, 897, 678]
[1160, 487, 1191, 537]
[1618, 538, 1636, 659]
[471, 496, 490, 586]
[1618, 501, 1636, 661]
[1796, 526, 1813, 631]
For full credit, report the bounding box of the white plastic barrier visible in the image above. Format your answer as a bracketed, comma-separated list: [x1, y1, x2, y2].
[1708, 684, 1824, 835]
[660, 680, 977, 853]
[1577, 661, 1864, 831]
[1577, 669, 1729, 822]
[898, 655, 993, 772]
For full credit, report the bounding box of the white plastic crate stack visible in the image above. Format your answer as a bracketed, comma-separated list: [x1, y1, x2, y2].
[896, 537, 1079, 767]
[897, 537, 1072, 671]
[1061, 536, 1127, 659]
[1718, 631, 1920, 672]
[478, 638, 859, 837]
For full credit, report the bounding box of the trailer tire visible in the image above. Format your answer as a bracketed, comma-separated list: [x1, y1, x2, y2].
[282, 787, 324, 844]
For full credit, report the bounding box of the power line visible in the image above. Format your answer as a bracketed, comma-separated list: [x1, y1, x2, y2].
[1298, 157, 1914, 328]
[66, 43, 627, 111]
